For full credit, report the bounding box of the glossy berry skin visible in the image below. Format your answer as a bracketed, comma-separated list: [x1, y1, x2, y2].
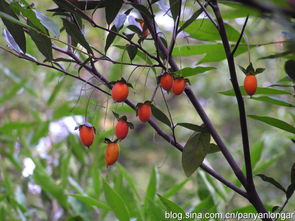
[172, 78, 186, 95]
[105, 142, 120, 168]
[112, 82, 129, 102]
[138, 103, 151, 123]
[160, 73, 173, 91]
[79, 125, 95, 147]
[115, 120, 129, 140]
[140, 21, 149, 36]
[244, 75, 257, 96]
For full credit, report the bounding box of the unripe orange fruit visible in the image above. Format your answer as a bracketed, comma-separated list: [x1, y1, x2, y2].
[140, 21, 149, 36]
[172, 78, 186, 95]
[112, 81, 129, 102]
[138, 103, 151, 123]
[105, 142, 120, 168]
[160, 73, 173, 91]
[115, 120, 129, 140]
[78, 124, 95, 147]
[244, 75, 257, 96]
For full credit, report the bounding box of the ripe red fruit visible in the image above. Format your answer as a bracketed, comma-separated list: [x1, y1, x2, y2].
[105, 142, 120, 168]
[138, 103, 151, 123]
[140, 21, 149, 36]
[115, 120, 129, 140]
[244, 75, 257, 96]
[78, 124, 95, 147]
[172, 78, 186, 95]
[112, 81, 129, 102]
[160, 73, 173, 91]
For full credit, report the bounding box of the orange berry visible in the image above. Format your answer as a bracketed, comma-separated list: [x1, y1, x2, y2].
[111, 81, 129, 102]
[115, 120, 129, 140]
[105, 142, 120, 168]
[140, 21, 149, 36]
[160, 73, 173, 91]
[172, 78, 186, 95]
[79, 124, 95, 147]
[244, 75, 257, 96]
[137, 103, 151, 123]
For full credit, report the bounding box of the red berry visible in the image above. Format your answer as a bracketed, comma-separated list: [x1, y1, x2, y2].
[244, 75, 257, 96]
[115, 120, 129, 140]
[138, 103, 151, 123]
[172, 78, 186, 95]
[140, 21, 149, 36]
[79, 124, 95, 147]
[112, 82, 129, 102]
[160, 73, 173, 91]
[105, 142, 120, 168]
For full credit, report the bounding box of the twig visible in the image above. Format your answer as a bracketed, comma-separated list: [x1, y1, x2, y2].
[196, 0, 218, 29]
[231, 16, 249, 56]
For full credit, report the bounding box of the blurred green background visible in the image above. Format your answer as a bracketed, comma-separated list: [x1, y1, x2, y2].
[0, 0, 294, 220]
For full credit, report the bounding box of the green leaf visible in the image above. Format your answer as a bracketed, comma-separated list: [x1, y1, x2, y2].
[103, 180, 130, 221]
[219, 1, 260, 19]
[181, 19, 243, 42]
[116, 164, 141, 200]
[248, 115, 295, 134]
[34, 10, 60, 37]
[33, 161, 68, 208]
[207, 143, 220, 154]
[105, 0, 123, 25]
[69, 194, 111, 210]
[251, 141, 264, 169]
[62, 18, 93, 55]
[173, 44, 251, 63]
[144, 167, 158, 206]
[175, 66, 216, 77]
[158, 194, 189, 221]
[162, 178, 190, 198]
[178, 8, 203, 33]
[151, 104, 171, 127]
[0, 79, 26, 105]
[182, 132, 210, 177]
[219, 87, 291, 96]
[0, 0, 26, 53]
[60, 152, 71, 189]
[176, 123, 203, 132]
[251, 96, 295, 107]
[47, 78, 65, 105]
[169, 0, 181, 20]
[253, 154, 283, 174]
[105, 25, 117, 53]
[28, 20, 53, 61]
[0, 121, 34, 133]
[126, 44, 138, 61]
[256, 174, 286, 193]
[285, 60, 295, 81]
[132, 4, 153, 18]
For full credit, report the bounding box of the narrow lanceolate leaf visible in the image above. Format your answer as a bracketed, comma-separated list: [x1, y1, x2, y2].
[105, 25, 117, 52]
[182, 132, 210, 177]
[0, 0, 26, 53]
[286, 183, 295, 199]
[103, 180, 130, 221]
[34, 10, 60, 37]
[178, 8, 203, 33]
[219, 87, 291, 96]
[69, 194, 111, 210]
[151, 104, 171, 128]
[28, 21, 53, 61]
[248, 115, 295, 134]
[144, 167, 158, 206]
[162, 178, 190, 198]
[62, 18, 93, 55]
[169, 0, 181, 20]
[176, 123, 204, 132]
[207, 143, 220, 154]
[105, 0, 123, 25]
[256, 174, 286, 193]
[158, 194, 189, 221]
[132, 4, 153, 18]
[251, 96, 295, 107]
[175, 66, 216, 77]
[126, 44, 138, 61]
[250, 141, 264, 169]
